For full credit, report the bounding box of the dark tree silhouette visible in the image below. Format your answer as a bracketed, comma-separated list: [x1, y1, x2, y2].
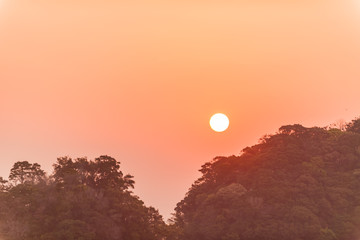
[9, 161, 45, 184]
[172, 120, 360, 240]
[0, 157, 166, 240]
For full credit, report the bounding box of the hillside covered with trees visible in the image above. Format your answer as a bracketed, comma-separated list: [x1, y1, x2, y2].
[0, 156, 166, 240]
[171, 118, 360, 240]
[2, 118, 360, 240]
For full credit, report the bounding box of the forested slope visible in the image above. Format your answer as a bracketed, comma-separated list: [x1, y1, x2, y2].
[3, 119, 360, 240]
[0, 156, 166, 240]
[172, 119, 360, 240]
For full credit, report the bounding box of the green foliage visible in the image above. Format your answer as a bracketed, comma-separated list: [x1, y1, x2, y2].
[0, 156, 166, 240]
[174, 121, 360, 240]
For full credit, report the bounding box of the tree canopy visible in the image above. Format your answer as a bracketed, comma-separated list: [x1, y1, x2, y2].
[171, 122, 360, 240]
[3, 118, 360, 240]
[0, 156, 166, 240]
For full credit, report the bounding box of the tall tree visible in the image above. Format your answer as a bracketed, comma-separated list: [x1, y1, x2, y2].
[9, 161, 45, 185]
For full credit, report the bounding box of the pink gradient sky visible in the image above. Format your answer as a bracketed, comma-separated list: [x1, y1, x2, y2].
[1, 0, 360, 219]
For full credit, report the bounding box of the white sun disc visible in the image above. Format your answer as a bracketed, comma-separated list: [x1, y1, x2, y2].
[210, 113, 229, 132]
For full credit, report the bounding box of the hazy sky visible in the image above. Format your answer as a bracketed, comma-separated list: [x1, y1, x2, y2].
[1, 0, 360, 219]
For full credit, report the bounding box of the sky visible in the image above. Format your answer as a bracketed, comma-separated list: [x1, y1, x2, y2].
[1, 0, 360, 220]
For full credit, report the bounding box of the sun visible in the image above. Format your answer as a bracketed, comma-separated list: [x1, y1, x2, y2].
[210, 113, 229, 132]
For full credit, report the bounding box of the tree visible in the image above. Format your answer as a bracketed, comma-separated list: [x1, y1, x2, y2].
[52, 156, 134, 191]
[90, 155, 134, 190]
[0, 156, 165, 240]
[9, 161, 45, 185]
[173, 120, 360, 240]
[0, 177, 8, 192]
[346, 117, 360, 133]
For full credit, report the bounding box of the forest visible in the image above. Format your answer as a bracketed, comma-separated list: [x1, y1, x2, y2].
[2, 118, 360, 240]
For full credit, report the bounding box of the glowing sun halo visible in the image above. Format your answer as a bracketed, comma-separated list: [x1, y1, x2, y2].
[210, 113, 229, 132]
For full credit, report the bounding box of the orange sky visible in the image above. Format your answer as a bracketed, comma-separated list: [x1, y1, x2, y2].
[1, 0, 360, 219]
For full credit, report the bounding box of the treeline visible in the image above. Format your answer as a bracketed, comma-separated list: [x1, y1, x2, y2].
[2, 118, 360, 240]
[0, 156, 167, 240]
[170, 118, 360, 240]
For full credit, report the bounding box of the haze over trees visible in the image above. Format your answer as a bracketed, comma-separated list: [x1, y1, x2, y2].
[0, 156, 166, 240]
[2, 118, 360, 240]
[170, 118, 360, 240]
